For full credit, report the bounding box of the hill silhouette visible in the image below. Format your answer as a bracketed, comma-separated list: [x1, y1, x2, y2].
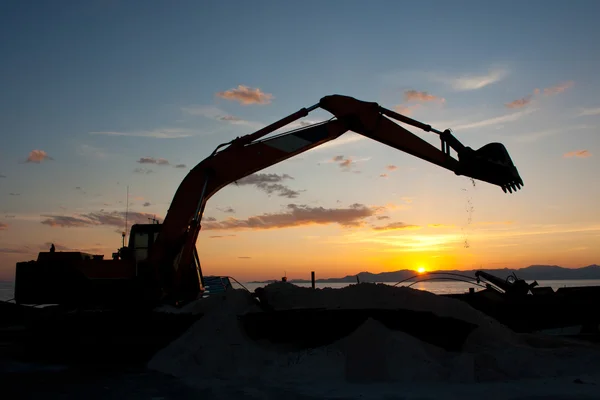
[251, 264, 600, 284]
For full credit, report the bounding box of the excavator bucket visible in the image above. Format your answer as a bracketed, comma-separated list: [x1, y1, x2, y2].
[456, 142, 524, 193]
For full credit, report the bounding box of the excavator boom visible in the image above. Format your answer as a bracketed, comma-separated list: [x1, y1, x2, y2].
[142, 94, 524, 304]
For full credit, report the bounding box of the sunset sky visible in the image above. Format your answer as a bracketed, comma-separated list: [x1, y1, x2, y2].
[1, 1, 599, 281]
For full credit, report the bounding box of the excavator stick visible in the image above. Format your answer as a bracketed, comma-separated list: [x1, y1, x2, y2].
[377, 104, 524, 194]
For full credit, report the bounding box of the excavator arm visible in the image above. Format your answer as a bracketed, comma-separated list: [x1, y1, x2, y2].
[143, 95, 524, 305]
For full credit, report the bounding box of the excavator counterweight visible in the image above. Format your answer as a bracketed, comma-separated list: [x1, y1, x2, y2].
[14, 94, 524, 308]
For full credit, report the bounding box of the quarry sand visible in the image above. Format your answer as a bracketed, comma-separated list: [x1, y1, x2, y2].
[149, 282, 600, 399]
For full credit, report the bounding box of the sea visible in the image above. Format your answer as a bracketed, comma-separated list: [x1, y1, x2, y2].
[3, 279, 600, 302]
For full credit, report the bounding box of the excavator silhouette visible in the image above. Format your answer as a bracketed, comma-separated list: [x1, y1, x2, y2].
[14, 95, 523, 309]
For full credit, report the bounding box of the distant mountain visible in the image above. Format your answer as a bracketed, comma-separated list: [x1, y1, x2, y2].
[249, 264, 600, 284]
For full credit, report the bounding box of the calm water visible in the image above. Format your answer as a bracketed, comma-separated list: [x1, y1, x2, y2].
[3, 279, 600, 302]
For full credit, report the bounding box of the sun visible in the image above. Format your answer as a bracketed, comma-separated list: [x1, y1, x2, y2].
[417, 266, 426, 274]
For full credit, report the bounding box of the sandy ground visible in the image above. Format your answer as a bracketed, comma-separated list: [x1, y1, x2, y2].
[2, 363, 600, 400]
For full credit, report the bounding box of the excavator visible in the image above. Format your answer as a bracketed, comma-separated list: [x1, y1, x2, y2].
[14, 94, 524, 309]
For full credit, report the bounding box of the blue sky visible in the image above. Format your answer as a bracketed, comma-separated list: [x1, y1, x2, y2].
[1, 1, 599, 280]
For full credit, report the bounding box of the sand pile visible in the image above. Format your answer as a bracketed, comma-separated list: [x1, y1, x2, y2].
[149, 284, 600, 392]
[258, 282, 520, 349]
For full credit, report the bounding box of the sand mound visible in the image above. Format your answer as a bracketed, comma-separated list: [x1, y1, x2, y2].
[149, 284, 600, 392]
[258, 282, 520, 348]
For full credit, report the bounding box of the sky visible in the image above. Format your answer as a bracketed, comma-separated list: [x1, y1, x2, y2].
[1, 0, 599, 281]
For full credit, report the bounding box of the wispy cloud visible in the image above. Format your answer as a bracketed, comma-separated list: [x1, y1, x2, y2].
[308, 132, 366, 152]
[91, 128, 197, 139]
[137, 157, 169, 165]
[327, 155, 371, 172]
[393, 104, 421, 116]
[372, 221, 420, 231]
[505, 81, 574, 109]
[208, 234, 237, 239]
[235, 173, 301, 199]
[404, 90, 445, 103]
[0, 222, 8, 230]
[0, 174, 6, 178]
[133, 167, 153, 174]
[175, 164, 187, 169]
[26, 149, 53, 163]
[537, 81, 574, 96]
[563, 150, 591, 158]
[216, 85, 274, 105]
[332, 155, 355, 170]
[578, 107, 600, 117]
[436, 68, 508, 91]
[453, 108, 538, 131]
[76, 144, 106, 159]
[202, 203, 382, 231]
[385, 165, 398, 171]
[182, 105, 264, 128]
[515, 125, 591, 143]
[41, 211, 162, 228]
[0, 247, 31, 254]
[505, 95, 533, 109]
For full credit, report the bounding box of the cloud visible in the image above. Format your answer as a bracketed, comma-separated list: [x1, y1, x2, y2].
[91, 128, 196, 139]
[208, 234, 237, 239]
[26, 149, 53, 163]
[404, 90, 445, 103]
[0, 222, 8, 230]
[143, 202, 151, 207]
[515, 125, 590, 143]
[175, 164, 187, 169]
[386, 165, 398, 171]
[181, 105, 263, 128]
[505, 95, 532, 109]
[202, 203, 382, 231]
[40, 211, 162, 228]
[217, 206, 236, 214]
[563, 150, 591, 158]
[505, 81, 573, 109]
[373, 221, 420, 231]
[216, 85, 274, 105]
[235, 173, 301, 199]
[77, 144, 106, 159]
[40, 215, 93, 228]
[541, 81, 574, 96]
[134, 167, 153, 174]
[393, 104, 421, 116]
[453, 107, 538, 130]
[9, 193, 20, 196]
[428, 223, 455, 228]
[137, 157, 170, 166]
[0, 174, 6, 178]
[0, 247, 31, 254]
[331, 155, 365, 172]
[578, 107, 600, 117]
[376, 216, 391, 220]
[238, 256, 252, 259]
[438, 68, 508, 91]
[309, 132, 366, 152]
[380, 173, 388, 178]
